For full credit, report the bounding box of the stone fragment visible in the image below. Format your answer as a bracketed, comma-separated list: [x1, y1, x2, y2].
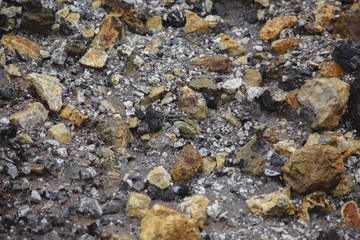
[78, 198, 103, 218]
[144, 35, 165, 53]
[92, 14, 124, 50]
[184, 11, 209, 35]
[189, 77, 218, 94]
[126, 192, 151, 219]
[235, 90, 246, 103]
[298, 191, 335, 222]
[17, 132, 33, 145]
[341, 201, 360, 228]
[205, 15, 224, 28]
[82, 24, 95, 38]
[333, 10, 360, 39]
[97, 116, 134, 153]
[56, 6, 70, 22]
[331, 175, 356, 197]
[202, 156, 216, 175]
[179, 195, 210, 228]
[100, 97, 126, 117]
[146, 15, 163, 32]
[333, 37, 360, 73]
[270, 37, 299, 54]
[171, 144, 203, 183]
[21, 8, 54, 35]
[304, 131, 351, 153]
[178, 86, 207, 120]
[222, 78, 242, 94]
[1, 34, 43, 59]
[190, 56, 231, 73]
[1, 6, 21, 18]
[263, 126, 278, 143]
[92, 0, 102, 10]
[234, 135, 264, 176]
[79, 48, 108, 68]
[146, 166, 171, 189]
[5, 65, 21, 77]
[30, 190, 41, 204]
[259, 16, 298, 40]
[26, 73, 63, 112]
[173, 121, 200, 139]
[68, 109, 88, 128]
[274, 139, 297, 157]
[318, 61, 343, 77]
[304, 22, 324, 34]
[160, 0, 175, 5]
[0, 49, 5, 66]
[283, 145, 345, 193]
[10, 103, 48, 131]
[247, 188, 296, 217]
[161, 92, 173, 105]
[31, 167, 45, 175]
[140, 204, 201, 240]
[148, 86, 166, 100]
[148, 132, 176, 151]
[243, 69, 262, 87]
[65, 12, 80, 27]
[296, 77, 350, 130]
[224, 108, 241, 128]
[0, 69, 16, 100]
[216, 152, 227, 168]
[48, 123, 72, 144]
[216, 33, 246, 56]
[315, 3, 335, 26]
[233, 56, 248, 66]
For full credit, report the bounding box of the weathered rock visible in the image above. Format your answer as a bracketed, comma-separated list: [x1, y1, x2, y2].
[263, 126, 278, 143]
[341, 201, 360, 228]
[92, 13, 124, 50]
[78, 198, 102, 218]
[333, 9, 360, 39]
[318, 61, 343, 77]
[66, 12, 80, 27]
[10, 103, 48, 131]
[126, 192, 152, 219]
[243, 69, 262, 87]
[173, 120, 200, 139]
[0, 69, 16, 100]
[26, 73, 63, 112]
[215, 152, 227, 168]
[171, 144, 203, 183]
[259, 16, 298, 40]
[0, 49, 5, 66]
[216, 33, 246, 56]
[1, 34, 43, 59]
[222, 78, 242, 94]
[148, 132, 176, 151]
[274, 139, 297, 157]
[61, 104, 89, 127]
[144, 35, 165, 53]
[333, 37, 360, 73]
[234, 135, 264, 176]
[189, 77, 217, 94]
[140, 204, 201, 240]
[283, 145, 345, 193]
[1, 6, 21, 18]
[179, 195, 210, 228]
[304, 22, 324, 34]
[79, 48, 108, 68]
[148, 86, 166, 100]
[224, 108, 241, 128]
[146, 166, 171, 189]
[190, 56, 231, 73]
[184, 11, 209, 35]
[178, 86, 207, 120]
[5, 65, 21, 77]
[296, 77, 349, 130]
[146, 15, 163, 32]
[315, 3, 335, 26]
[233, 56, 248, 66]
[82, 24, 95, 38]
[298, 191, 335, 222]
[331, 175, 356, 197]
[202, 156, 216, 175]
[270, 37, 299, 54]
[21, 8, 55, 35]
[100, 97, 126, 117]
[304, 131, 352, 153]
[255, 0, 270, 7]
[48, 123, 72, 144]
[247, 188, 296, 217]
[205, 15, 224, 28]
[17, 132, 33, 145]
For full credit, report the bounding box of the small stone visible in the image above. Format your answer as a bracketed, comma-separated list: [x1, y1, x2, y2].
[5, 65, 21, 77]
[0, 49, 5, 66]
[304, 22, 324, 34]
[148, 132, 176, 151]
[31, 167, 46, 175]
[146, 15, 163, 32]
[189, 77, 218, 94]
[233, 56, 248, 66]
[263, 126, 278, 143]
[56, 6, 70, 22]
[171, 144, 203, 183]
[100, 97, 126, 117]
[79, 48, 108, 68]
[274, 139, 297, 157]
[82, 24, 95, 38]
[1, 6, 21, 18]
[161, 92, 174, 105]
[216, 33, 246, 56]
[0, 69, 16, 100]
[318, 61, 343, 77]
[18, 205, 31, 218]
[243, 69, 262, 87]
[184, 11, 209, 35]
[259, 16, 298, 40]
[160, 0, 175, 5]
[205, 15, 224, 28]
[66, 12, 80, 27]
[173, 120, 200, 139]
[341, 201, 360, 228]
[92, 0, 102, 10]
[144, 35, 165, 53]
[26, 73, 63, 112]
[1, 34, 43, 59]
[178, 86, 207, 120]
[126, 192, 152, 219]
[146, 166, 171, 189]
[333, 37, 360, 73]
[331, 175, 356, 197]
[333, 10, 360, 39]
[235, 90, 246, 103]
[140, 204, 201, 240]
[222, 78, 242, 94]
[78, 198, 103, 218]
[298, 191, 335, 222]
[202, 156, 216, 175]
[173, 68, 181, 76]
[27, 215, 39, 228]
[48, 123, 72, 144]
[283, 145, 345, 193]
[224, 108, 241, 128]
[148, 86, 166, 100]
[17, 132, 33, 145]
[10, 102, 48, 131]
[216, 152, 227, 168]
[21, 8, 55, 36]
[247, 188, 296, 217]
[315, 3, 335, 26]
[190, 56, 231, 73]
[255, 0, 270, 7]
[68, 109, 89, 128]
[270, 37, 299, 54]
[179, 195, 210, 228]
[31, 190, 41, 204]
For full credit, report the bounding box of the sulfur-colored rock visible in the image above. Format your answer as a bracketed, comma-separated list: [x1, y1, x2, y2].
[190, 56, 231, 73]
[216, 33, 246, 56]
[146, 166, 171, 189]
[179, 195, 210, 228]
[148, 86, 166, 100]
[283, 145, 345, 194]
[247, 188, 296, 217]
[189, 77, 218, 94]
[79, 48, 108, 68]
[318, 61, 343, 77]
[26, 73, 63, 112]
[126, 192, 151, 219]
[315, 3, 335, 26]
[259, 16, 298, 40]
[243, 69, 262, 87]
[233, 56, 248, 66]
[1, 34, 43, 59]
[48, 123, 72, 144]
[332, 175, 356, 198]
[274, 139, 297, 157]
[146, 15, 163, 32]
[171, 144, 203, 183]
[298, 191, 335, 222]
[82, 24, 95, 38]
[341, 201, 360, 228]
[296, 77, 350, 130]
[68, 109, 88, 128]
[224, 108, 241, 128]
[216, 152, 227, 168]
[270, 37, 299, 54]
[66, 12, 80, 27]
[333, 10, 360, 39]
[17, 132, 33, 145]
[178, 86, 207, 120]
[202, 157, 216, 175]
[10, 103, 48, 131]
[184, 11, 209, 35]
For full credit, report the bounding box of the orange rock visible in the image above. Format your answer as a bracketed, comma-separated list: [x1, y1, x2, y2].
[285, 92, 301, 109]
[315, 4, 335, 26]
[333, 10, 360, 39]
[259, 16, 298, 40]
[69, 109, 89, 127]
[92, 13, 124, 50]
[318, 61, 343, 77]
[341, 201, 360, 228]
[184, 12, 209, 35]
[270, 37, 299, 54]
[190, 56, 231, 73]
[1, 34, 43, 59]
[304, 22, 324, 34]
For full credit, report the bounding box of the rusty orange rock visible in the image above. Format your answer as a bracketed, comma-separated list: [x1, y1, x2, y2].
[259, 16, 298, 40]
[1, 34, 43, 59]
[318, 61, 343, 77]
[333, 10, 360, 39]
[341, 201, 360, 228]
[92, 13, 124, 50]
[285, 92, 301, 109]
[315, 3, 335, 26]
[270, 37, 299, 54]
[190, 56, 231, 73]
[184, 12, 209, 35]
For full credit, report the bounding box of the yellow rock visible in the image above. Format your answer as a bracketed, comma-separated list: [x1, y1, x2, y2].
[274, 139, 297, 157]
[92, 13, 124, 50]
[184, 11, 209, 35]
[179, 195, 210, 228]
[126, 192, 151, 219]
[129, 117, 140, 128]
[161, 92, 174, 105]
[216, 33, 246, 56]
[17, 132, 33, 145]
[48, 123, 72, 144]
[298, 191, 335, 221]
[144, 35, 165, 53]
[243, 69, 262, 87]
[232, 56, 248, 66]
[0, 49, 6, 66]
[315, 3, 335, 26]
[82, 24, 95, 38]
[146, 15, 163, 32]
[31, 167, 46, 175]
[148, 86, 166, 100]
[259, 16, 298, 40]
[66, 12, 80, 27]
[60, 104, 75, 119]
[79, 48, 108, 68]
[216, 152, 227, 168]
[202, 156, 216, 175]
[5, 65, 21, 77]
[55, 6, 70, 22]
[92, 0, 102, 10]
[10, 103, 48, 131]
[173, 68, 181, 76]
[165, 73, 174, 81]
[270, 37, 299, 54]
[1, 34, 43, 59]
[146, 166, 171, 189]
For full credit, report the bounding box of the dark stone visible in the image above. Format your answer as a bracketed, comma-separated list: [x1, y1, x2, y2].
[174, 184, 191, 198]
[102, 201, 125, 215]
[205, 96, 218, 110]
[317, 228, 341, 240]
[278, 67, 303, 91]
[27, 214, 39, 228]
[22, 0, 43, 12]
[145, 109, 163, 132]
[0, 14, 8, 28]
[257, 90, 281, 112]
[0, 69, 16, 100]
[59, 21, 75, 36]
[333, 9, 360, 39]
[87, 221, 102, 237]
[65, 41, 88, 57]
[333, 37, 360, 73]
[45, 190, 58, 201]
[165, 11, 185, 28]
[135, 109, 146, 120]
[147, 185, 175, 201]
[345, 82, 360, 130]
[245, 12, 257, 24]
[21, 8, 55, 36]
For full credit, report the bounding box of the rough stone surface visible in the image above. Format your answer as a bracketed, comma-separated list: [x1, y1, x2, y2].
[243, 69, 262, 87]
[178, 86, 207, 120]
[146, 15, 163, 32]
[146, 166, 171, 189]
[1, 34, 43, 59]
[333, 37, 360, 73]
[202, 156, 216, 175]
[78, 198, 103, 218]
[333, 9, 360, 39]
[10, 102, 48, 131]
[315, 3, 335, 26]
[216, 33, 246, 56]
[179, 195, 210, 228]
[259, 16, 298, 40]
[92, 13, 124, 50]
[341, 201, 360, 228]
[21, 8, 55, 35]
[126, 192, 151, 219]
[79, 48, 108, 68]
[318, 61, 343, 77]
[48, 123, 72, 144]
[270, 37, 299, 54]
[0, 68, 16, 100]
[184, 11, 209, 35]
[190, 56, 231, 73]
[298, 191, 335, 222]
[331, 175, 356, 197]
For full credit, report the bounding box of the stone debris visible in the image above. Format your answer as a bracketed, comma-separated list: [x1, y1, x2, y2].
[315, 3, 335, 26]
[10, 102, 48, 131]
[190, 56, 231, 73]
[48, 123, 72, 144]
[1, 34, 43, 58]
[177, 86, 207, 120]
[184, 11, 209, 35]
[298, 191, 335, 222]
[216, 33, 246, 56]
[243, 69, 262, 87]
[333, 9, 360, 39]
[331, 175, 356, 198]
[146, 166, 171, 189]
[146, 15, 163, 32]
[270, 37, 299, 54]
[179, 195, 210, 228]
[202, 156, 216, 175]
[259, 16, 298, 40]
[318, 61, 343, 77]
[341, 201, 360, 229]
[78, 198, 103, 218]
[79, 48, 108, 68]
[60, 104, 89, 127]
[126, 192, 151, 219]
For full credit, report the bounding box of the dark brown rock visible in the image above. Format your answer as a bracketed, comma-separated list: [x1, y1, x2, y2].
[333, 9, 360, 39]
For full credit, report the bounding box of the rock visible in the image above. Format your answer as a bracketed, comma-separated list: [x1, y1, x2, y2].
[263, 126, 278, 143]
[100, 97, 126, 117]
[0, 68, 16, 100]
[0, 49, 5, 66]
[18, 205, 31, 218]
[304, 22, 324, 34]
[126, 192, 152, 219]
[333, 37, 360, 73]
[234, 135, 264, 176]
[82, 24, 95, 38]
[78, 198, 103, 218]
[148, 132, 176, 151]
[205, 15, 224, 28]
[146, 166, 171, 189]
[65, 12, 80, 27]
[61, 104, 89, 127]
[48, 123, 72, 144]
[189, 77, 218, 94]
[216, 152, 227, 168]
[178, 86, 207, 120]
[318, 61, 343, 77]
[27, 214, 39, 228]
[160, 0, 175, 6]
[259, 16, 298, 40]
[202, 156, 216, 175]
[173, 120, 200, 139]
[341, 201, 360, 228]
[216, 33, 246, 56]
[222, 78, 242, 94]
[92, 13, 124, 51]
[235, 90, 246, 103]
[247, 188, 296, 217]
[315, 3, 335, 26]
[97, 116, 134, 153]
[17, 132, 33, 145]
[296, 77, 350, 130]
[31, 190, 41, 204]
[10, 103, 48, 131]
[26, 73, 63, 112]
[190, 56, 231, 73]
[79, 48, 108, 68]
[144, 35, 165, 53]
[171, 144, 203, 183]
[184, 11, 209, 35]
[1, 34, 43, 59]
[298, 191, 335, 222]
[31, 167, 46, 175]
[243, 69, 262, 87]
[4, 65, 21, 77]
[233, 56, 248, 66]
[148, 86, 166, 100]
[304, 131, 351, 153]
[333, 9, 360, 39]
[282, 145, 345, 193]
[331, 175, 356, 197]
[224, 108, 241, 128]
[1, 6, 21, 18]
[270, 37, 299, 54]
[140, 204, 201, 240]
[146, 15, 163, 32]
[274, 139, 297, 157]
[21, 8, 55, 35]
[179, 195, 210, 228]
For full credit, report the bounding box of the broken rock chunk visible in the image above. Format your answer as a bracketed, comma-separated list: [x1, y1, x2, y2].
[184, 11, 209, 35]
[126, 192, 151, 219]
[259, 16, 298, 40]
[178, 86, 207, 120]
[10, 102, 48, 131]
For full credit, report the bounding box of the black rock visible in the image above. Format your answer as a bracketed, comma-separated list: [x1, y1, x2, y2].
[87, 221, 102, 237]
[65, 41, 88, 57]
[317, 228, 341, 240]
[102, 201, 125, 215]
[165, 11, 185, 28]
[59, 21, 75, 36]
[278, 67, 303, 91]
[0, 69, 16, 100]
[345, 82, 360, 130]
[333, 37, 360, 72]
[257, 90, 281, 112]
[147, 185, 175, 201]
[135, 109, 146, 120]
[174, 184, 191, 198]
[145, 109, 163, 132]
[21, 8, 55, 36]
